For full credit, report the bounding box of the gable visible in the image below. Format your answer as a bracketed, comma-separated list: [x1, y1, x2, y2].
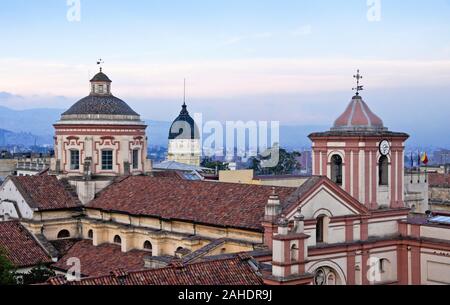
[287, 185, 361, 219]
[283, 176, 369, 220]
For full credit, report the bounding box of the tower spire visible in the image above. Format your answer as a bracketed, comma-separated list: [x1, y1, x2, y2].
[352, 69, 364, 96]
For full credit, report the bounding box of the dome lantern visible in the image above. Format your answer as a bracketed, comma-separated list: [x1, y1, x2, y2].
[90, 68, 112, 95]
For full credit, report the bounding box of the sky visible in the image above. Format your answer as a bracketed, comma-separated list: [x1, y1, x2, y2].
[0, 0, 450, 144]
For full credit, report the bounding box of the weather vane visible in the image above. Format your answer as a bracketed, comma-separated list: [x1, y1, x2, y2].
[352, 69, 364, 95]
[97, 58, 104, 72]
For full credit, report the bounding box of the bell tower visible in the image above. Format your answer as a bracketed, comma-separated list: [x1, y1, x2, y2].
[309, 71, 409, 210]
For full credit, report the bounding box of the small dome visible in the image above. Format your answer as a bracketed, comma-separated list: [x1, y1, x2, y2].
[90, 71, 112, 83]
[332, 95, 386, 132]
[169, 103, 200, 140]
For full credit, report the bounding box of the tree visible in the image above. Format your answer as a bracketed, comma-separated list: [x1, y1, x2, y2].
[0, 248, 16, 285]
[201, 157, 230, 171]
[16, 263, 56, 285]
[248, 147, 301, 175]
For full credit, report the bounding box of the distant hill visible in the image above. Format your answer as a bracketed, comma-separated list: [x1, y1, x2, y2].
[0, 128, 52, 147]
[0, 106, 61, 136]
[0, 104, 444, 150]
[0, 105, 324, 149]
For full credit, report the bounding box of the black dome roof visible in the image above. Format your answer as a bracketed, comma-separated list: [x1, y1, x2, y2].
[169, 104, 200, 140]
[90, 71, 112, 82]
[62, 95, 139, 116]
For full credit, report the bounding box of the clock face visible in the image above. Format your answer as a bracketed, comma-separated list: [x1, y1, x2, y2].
[379, 140, 390, 156]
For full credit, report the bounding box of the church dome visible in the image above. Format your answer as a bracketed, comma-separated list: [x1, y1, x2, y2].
[331, 94, 386, 132]
[60, 69, 141, 122]
[169, 103, 200, 140]
[62, 95, 138, 117]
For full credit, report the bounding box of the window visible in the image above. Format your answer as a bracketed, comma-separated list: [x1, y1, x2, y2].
[88, 230, 93, 239]
[132, 149, 139, 169]
[379, 156, 389, 186]
[331, 155, 343, 185]
[57, 230, 70, 239]
[70, 150, 80, 170]
[379, 259, 389, 273]
[290, 244, 299, 262]
[144, 241, 152, 252]
[316, 216, 325, 243]
[97, 84, 104, 93]
[102, 150, 113, 170]
[113, 235, 122, 245]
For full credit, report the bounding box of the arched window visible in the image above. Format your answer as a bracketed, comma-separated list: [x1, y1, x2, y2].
[87, 229, 93, 239]
[379, 258, 390, 273]
[143, 241, 152, 251]
[327, 272, 337, 285]
[113, 235, 122, 245]
[290, 244, 299, 262]
[331, 155, 343, 185]
[316, 216, 325, 243]
[57, 230, 70, 239]
[379, 156, 389, 186]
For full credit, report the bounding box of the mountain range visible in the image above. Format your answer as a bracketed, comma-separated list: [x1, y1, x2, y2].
[0, 105, 446, 151]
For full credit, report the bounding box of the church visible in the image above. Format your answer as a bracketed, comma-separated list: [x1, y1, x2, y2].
[0, 68, 449, 285]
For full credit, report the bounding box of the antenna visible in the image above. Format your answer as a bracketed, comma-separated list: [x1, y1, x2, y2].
[352, 69, 364, 95]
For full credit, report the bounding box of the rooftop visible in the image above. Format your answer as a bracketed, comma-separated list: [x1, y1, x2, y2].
[0, 221, 53, 268]
[47, 255, 263, 285]
[87, 176, 295, 231]
[52, 240, 149, 277]
[8, 175, 82, 211]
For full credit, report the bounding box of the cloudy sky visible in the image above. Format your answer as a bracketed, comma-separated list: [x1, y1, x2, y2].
[1, 0, 450, 142]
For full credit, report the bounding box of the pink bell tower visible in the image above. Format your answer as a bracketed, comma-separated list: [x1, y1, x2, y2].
[309, 70, 409, 210]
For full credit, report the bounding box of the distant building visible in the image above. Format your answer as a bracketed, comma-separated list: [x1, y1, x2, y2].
[167, 102, 201, 166]
[15, 156, 50, 176]
[219, 169, 309, 188]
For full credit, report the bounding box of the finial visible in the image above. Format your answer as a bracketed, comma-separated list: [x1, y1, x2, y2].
[183, 78, 186, 107]
[97, 58, 104, 72]
[352, 69, 364, 96]
[278, 215, 289, 227]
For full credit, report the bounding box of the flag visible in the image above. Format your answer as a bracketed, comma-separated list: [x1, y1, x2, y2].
[410, 152, 414, 168]
[422, 152, 429, 165]
[418, 151, 421, 167]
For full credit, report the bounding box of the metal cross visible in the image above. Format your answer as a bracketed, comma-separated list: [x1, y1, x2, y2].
[352, 69, 364, 95]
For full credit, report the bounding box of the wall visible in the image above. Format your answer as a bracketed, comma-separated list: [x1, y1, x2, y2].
[0, 179, 34, 220]
[168, 139, 201, 166]
[53, 123, 149, 176]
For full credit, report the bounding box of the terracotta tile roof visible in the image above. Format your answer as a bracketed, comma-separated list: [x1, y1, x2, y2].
[0, 221, 52, 268]
[87, 176, 295, 231]
[50, 239, 81, 257]
[47, 255, 263, 285]
[429, 173, 450, 187]
[9, 175, 81, 211]
[52, 240, 148, 277]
